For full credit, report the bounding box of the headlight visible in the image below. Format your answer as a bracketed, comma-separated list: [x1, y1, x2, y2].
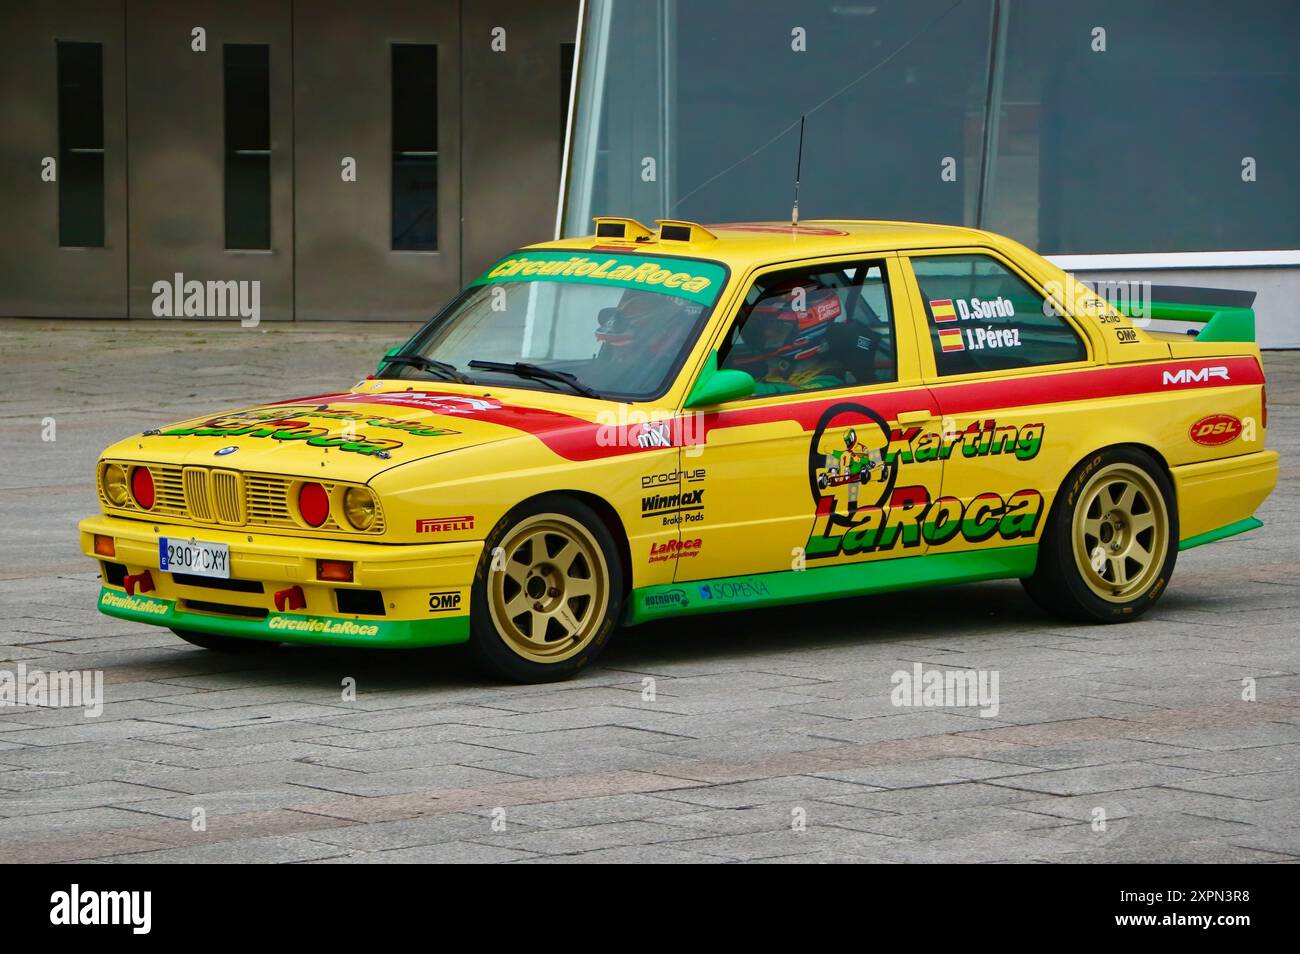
[103, 463, 129, 507]
[342, 486, 377, 530]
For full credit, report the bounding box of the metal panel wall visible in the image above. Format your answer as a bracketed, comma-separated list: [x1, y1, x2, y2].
[0, 0, 579, 321]
[461, 0, 579, 284]
[125, 0, 294, 321]
[293, 0, 461, 321]
[0, 0, 128, 317]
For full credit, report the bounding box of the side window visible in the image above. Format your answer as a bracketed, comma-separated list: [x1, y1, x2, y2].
[718, 259, 897, 396]
[911, 253, 1087, 376]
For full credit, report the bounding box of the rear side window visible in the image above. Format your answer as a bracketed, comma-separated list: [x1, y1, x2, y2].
[910, 253, 1087, 376]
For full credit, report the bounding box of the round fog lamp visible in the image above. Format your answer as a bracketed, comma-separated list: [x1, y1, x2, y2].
[131, 466, 156, 510]
[103, 463, 129, 507]
[343, 486, 377, 530]
[299, 482, 330, 527]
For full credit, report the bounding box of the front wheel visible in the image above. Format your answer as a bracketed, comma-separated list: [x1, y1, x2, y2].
[1022, 447, 1178, 623]
[467, 495, 624, 682]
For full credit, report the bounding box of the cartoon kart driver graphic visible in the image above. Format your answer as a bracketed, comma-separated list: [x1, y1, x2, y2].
[809, 404, 898, 517]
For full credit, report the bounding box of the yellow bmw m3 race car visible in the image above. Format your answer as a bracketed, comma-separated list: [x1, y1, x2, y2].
[80, 218, 1278, 682]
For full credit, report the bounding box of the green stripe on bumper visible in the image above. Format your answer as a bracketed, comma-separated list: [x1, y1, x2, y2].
[97, 588, 470, 648]
[628, 545, 1038, 624]
[1179, 517, 1263, 552]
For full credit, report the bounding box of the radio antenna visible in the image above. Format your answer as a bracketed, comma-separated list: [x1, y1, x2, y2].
[791, 114, 806, 227]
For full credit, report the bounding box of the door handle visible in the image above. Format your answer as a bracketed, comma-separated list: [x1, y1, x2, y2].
[896, 409, 934, 425]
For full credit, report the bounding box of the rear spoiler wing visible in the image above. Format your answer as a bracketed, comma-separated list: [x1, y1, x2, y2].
[1094, 283, 1257, 343]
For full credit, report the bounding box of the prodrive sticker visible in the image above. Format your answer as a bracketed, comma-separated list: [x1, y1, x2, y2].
[472, 251, 727, 306]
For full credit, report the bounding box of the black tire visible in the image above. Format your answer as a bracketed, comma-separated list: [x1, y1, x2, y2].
[467, 494, 625, 683]
[170, 628, 279, 652]
[1022, 446, 1178, 623]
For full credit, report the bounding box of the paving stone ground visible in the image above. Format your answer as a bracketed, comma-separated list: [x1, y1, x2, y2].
[1, 319, 1297, 864]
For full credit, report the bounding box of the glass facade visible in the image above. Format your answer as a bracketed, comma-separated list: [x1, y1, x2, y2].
[564, 0, 1300, 255]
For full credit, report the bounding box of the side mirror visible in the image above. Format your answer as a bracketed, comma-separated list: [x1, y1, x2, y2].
[684, 352, 755, 408]
[376, 345, 401, 375]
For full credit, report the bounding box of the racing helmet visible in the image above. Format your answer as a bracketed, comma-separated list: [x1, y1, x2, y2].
[733, 278, 842, 367]
[595, 291, 696, 352]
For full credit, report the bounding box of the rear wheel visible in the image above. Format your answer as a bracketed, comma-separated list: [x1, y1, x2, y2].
[170, 629, 278, 652]
[1023, 447, 1177, 622]
[468, 496, 624, 683]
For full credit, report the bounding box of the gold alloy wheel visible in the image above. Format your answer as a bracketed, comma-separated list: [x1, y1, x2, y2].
[1071, 463, 1169, 602]
[488, 513, 610, 664]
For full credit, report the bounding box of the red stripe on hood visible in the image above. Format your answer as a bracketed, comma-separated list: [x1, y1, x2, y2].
[261, 356, 1261, 461]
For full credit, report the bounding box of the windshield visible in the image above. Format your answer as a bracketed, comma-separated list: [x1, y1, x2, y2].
[389, 250, 729, 400]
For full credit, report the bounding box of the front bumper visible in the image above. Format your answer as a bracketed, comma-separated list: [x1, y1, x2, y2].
[79, 514, 480, 648]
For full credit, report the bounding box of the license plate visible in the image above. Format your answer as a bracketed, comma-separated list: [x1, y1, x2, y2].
[159, 537, 231, 579]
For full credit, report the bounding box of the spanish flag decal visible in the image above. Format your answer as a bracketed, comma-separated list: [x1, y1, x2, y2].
[929, 298, 957, 322]
[938, 327, 965, 352]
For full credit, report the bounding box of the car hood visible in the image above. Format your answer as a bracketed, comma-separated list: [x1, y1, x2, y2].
[102, 383, 617, 482]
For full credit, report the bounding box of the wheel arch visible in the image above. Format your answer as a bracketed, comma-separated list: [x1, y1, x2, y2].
[1053, 441, 1174, 517]
[505, 489, 633, 598]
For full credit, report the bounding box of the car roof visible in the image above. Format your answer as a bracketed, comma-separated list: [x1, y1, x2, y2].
[528, 219, 1007, 270]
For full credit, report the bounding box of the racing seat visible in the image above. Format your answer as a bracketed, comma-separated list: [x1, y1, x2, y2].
[828, 319, 880, 384]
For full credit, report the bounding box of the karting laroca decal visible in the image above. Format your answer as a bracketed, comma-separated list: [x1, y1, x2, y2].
[803, 403, 1045, 560]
